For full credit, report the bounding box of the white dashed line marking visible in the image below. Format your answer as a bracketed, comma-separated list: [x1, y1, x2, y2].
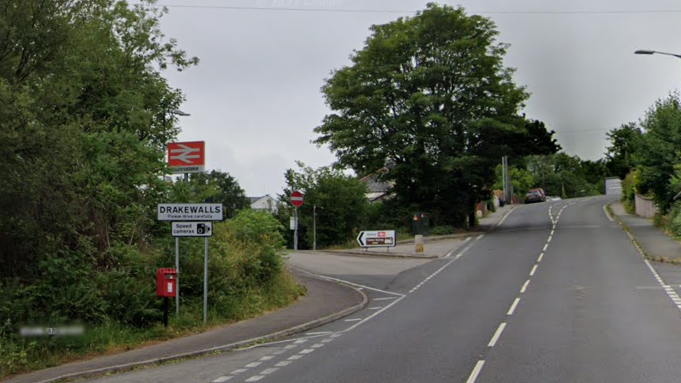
[466, 360, 486, 383]
[369, 307, 382, 310]
[538, 253, 544, 262]
[476, 234, 485, 241]
[294, 339, 307, 344]
[259, 356, 274, 361]
[245, 376, 264, 382]
[260, 368, 279, 375]
[547, 235, 552, 243]
[275, 361, 292, 367]
[542, 243, 548, 252]
[373, 297, 396, 301]
[344, 318, 362, 322]
[487, 323, 507, 347]
[232, 369, 248, 374]
[507, 298, 520, 315]
[288, 355, 303, 360]
[311, 343, 325, 348]
[305, 331, 332, 335]
[245, 362, 261, 368]
[213, 377, 232, 382]
[520, 279, 530, 293]
[530, 265, 538, 276]
[299, 349, 315, 354]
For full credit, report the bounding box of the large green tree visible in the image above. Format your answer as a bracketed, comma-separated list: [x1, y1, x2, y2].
[605, 123, 642, 180]
[314, 4, 551, 226]
[0, 0, 196, 283]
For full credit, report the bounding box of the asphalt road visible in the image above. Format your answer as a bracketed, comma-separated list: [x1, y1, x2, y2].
[83, 197, 681, 383]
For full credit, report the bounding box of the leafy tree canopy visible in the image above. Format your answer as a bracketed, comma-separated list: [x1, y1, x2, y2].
[605, 122, 642, 180]
[281, 162, 368, 248]
[313, 3, 555, 226]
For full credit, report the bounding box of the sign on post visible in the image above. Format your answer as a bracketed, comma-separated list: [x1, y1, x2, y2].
[167, 141, 205, 174]
[157, 203, 223, 221]
[357, 230, 397, 248]
[171, 222, 213, 237]
[290, 190, 304, 207]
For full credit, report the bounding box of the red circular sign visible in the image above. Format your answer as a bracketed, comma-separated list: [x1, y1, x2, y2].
[290, 190, 304, 208]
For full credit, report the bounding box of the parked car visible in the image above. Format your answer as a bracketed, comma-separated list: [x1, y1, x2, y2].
[525, 188, 546, 203]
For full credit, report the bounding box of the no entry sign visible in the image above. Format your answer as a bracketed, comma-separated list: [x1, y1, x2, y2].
[290, 190, 304, 208]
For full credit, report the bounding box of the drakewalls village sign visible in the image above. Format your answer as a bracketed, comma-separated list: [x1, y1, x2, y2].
[157, 203, 223, 221]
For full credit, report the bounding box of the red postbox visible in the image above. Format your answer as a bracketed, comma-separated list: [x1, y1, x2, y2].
[156, 268, 177, 298]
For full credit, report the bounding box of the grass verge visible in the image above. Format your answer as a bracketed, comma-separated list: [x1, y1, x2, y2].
[0, 271, 304, 380]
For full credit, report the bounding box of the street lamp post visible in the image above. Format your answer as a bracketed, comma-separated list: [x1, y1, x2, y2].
[162, 107, 190, 317]
[635, 50, 681, 88]
[635, 50, 681, 59]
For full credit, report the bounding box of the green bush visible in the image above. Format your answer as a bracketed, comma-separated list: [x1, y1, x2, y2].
[429, 226, 455, 236]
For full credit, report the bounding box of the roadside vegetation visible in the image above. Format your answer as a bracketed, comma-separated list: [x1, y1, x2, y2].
[606, 93, 681, 238]
[0, 1, 301, 378]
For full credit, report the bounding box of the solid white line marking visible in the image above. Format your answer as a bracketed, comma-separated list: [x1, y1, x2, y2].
[466, 360, 486, 383]
[275, 361, 291, 367]
[305, 331, 332, 336]
[496, 207, 516, 228]
[520, 279, 530, 293]
[260, 368, 279, 375]
[213, 377, 232, 382]
[343, 295, 406, 332]
[543, 243, 548, 252]
[245, 362, 262, 368]
[538, 253, 544, 262]
[476, 234, 485, 241]
[369, 306, 382, 310]
[507, 298, 520, 315]
[245, 376, 264, 382]
[603, 204, 614, 221]
[488, 323, 507, 347]
[319, 275, 404, 296]
[530, 265, 538, 276]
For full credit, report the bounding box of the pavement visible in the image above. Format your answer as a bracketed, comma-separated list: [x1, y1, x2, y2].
[609, 201, 681, 285]
[3, 273, 367, 383]
[3, 203, 516, 383]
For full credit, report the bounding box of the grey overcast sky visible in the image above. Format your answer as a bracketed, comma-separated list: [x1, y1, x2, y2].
[156, 0, 681, 197]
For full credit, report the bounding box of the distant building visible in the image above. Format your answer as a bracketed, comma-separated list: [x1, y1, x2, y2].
[249, 195, 279, 214]
[359, 166, 393, 203]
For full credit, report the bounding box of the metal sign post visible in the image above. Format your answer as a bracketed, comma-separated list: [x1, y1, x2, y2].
[203, 237, 208, 325]
[290, 191, 304, 251]
[294, 208, 298, 251]
[175, 238, 179, 316]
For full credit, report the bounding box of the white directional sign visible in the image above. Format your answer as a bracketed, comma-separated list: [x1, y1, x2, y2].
[158, 204, 223, 221]
[357, 230, 396, 248]
[171, 222, 213, 237]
